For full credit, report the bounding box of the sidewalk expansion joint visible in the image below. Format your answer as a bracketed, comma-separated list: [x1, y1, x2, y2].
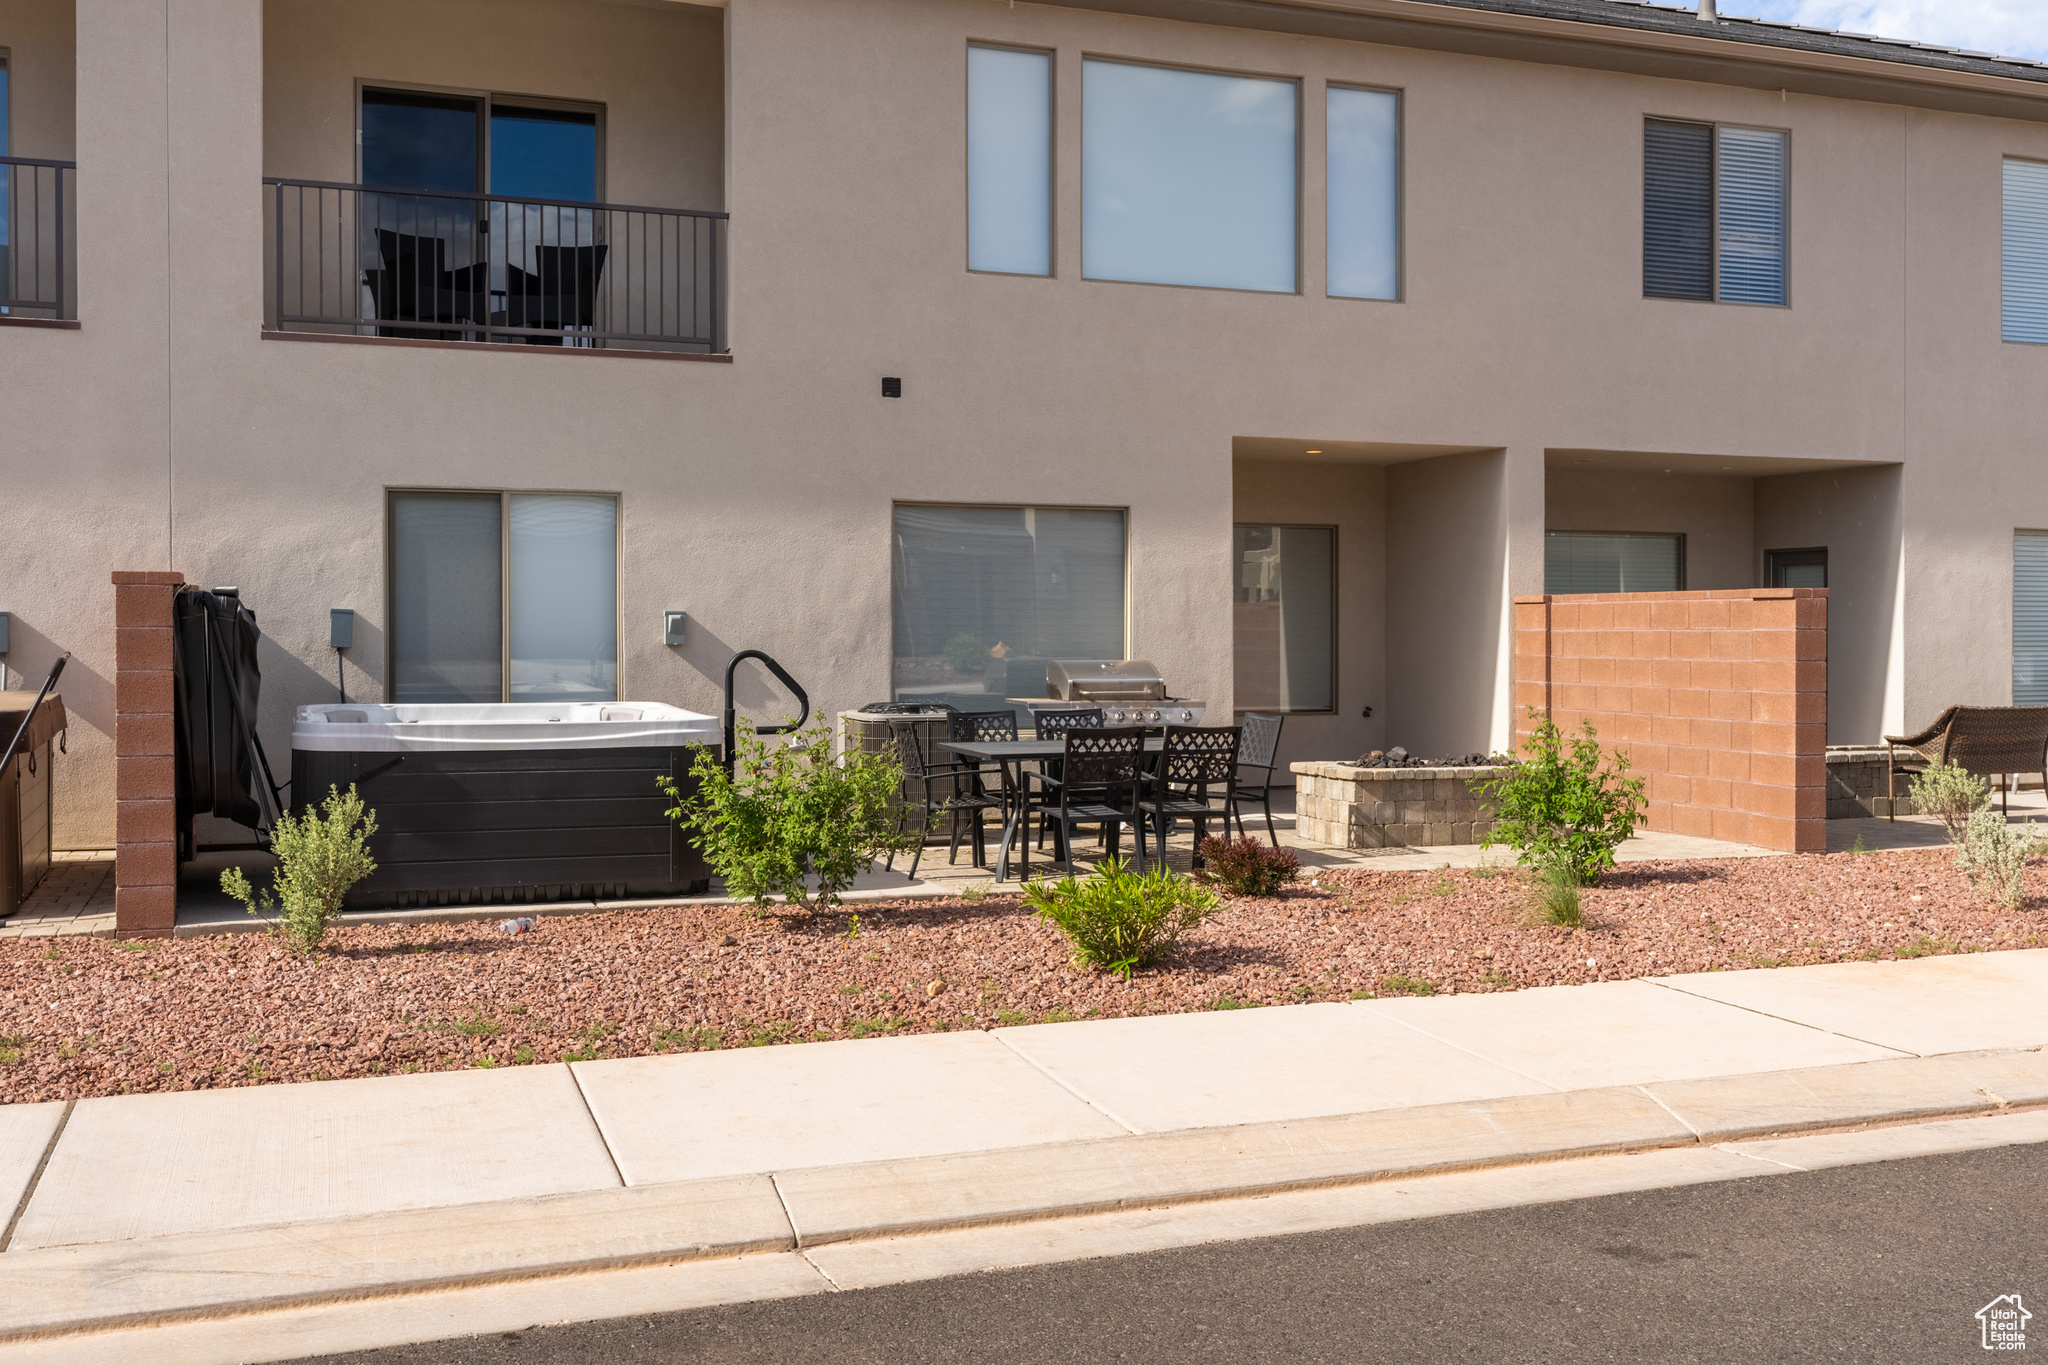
[769, 1173, 804, 1251]
[2, 1099, 74, 1253]
[988, 1029, 1143, 1135]
[799, 1249, 846, 1291]
[1637, 1085, 1703, 1139]
[566, 1065, 628, 1190]
[1642, 977, 1917, 1057]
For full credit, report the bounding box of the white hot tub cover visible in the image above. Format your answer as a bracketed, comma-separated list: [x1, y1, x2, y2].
[292, 702, 721, 752]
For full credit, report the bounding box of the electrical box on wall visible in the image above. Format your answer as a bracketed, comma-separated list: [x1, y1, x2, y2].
[0, 612, 10, 655]
[330, 609, 354, 650]
[664, 611, 687, 646]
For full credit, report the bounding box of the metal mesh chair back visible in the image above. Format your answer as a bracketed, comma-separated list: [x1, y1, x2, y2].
[889, 722, 930, 780]
[1160, 726, 1240, 787]
[1061, 727, 1143, 787]
[1237, 713, 1284, 770]
[1034, 708, 1104, 741]
[948, 710, 1019, 743]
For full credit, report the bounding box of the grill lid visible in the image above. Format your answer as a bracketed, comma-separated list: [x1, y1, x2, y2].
[1047, 659, 1167, 702]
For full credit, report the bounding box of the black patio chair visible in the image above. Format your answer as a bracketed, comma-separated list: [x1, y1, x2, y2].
[944, 710, 1020, 867]
[1144, 725, 1240, 868]
[1023, 727, 1146, 878]
[882, 722, 1003, 880]
[1228, 712, 1286, 848]
[363, 229, 488, 336]
[1029, 708, 1103, 847]
[503, 243, 609, 343]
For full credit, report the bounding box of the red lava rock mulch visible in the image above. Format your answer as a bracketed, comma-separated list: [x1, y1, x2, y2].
[3, 846, 2039, 1104]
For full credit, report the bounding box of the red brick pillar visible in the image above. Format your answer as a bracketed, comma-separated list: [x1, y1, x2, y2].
[1512, 595, 1553, 752]
[114, 571, 183, 939]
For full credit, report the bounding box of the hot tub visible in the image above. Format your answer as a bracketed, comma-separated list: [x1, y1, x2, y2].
[290, 702, 720, 909]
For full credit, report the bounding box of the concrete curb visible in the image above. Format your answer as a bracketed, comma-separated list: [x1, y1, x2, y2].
[4, 1047, 2044, 1344]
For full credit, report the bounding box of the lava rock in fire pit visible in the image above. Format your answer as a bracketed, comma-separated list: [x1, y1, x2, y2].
[1349, 749, 1506, 769]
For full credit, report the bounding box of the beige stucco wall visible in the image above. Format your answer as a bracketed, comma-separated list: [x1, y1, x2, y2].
[1231, 459, 1386, 776]
[0, 0, 72, 158]
[6, 0, 2048, 849]
[1545, 468, 1756, 592]
[263, 0, 724, 212]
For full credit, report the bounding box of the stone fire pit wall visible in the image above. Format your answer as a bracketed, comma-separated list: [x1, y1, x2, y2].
[1514, 588, 1827, 854]
[1290, 763, 1502, 849]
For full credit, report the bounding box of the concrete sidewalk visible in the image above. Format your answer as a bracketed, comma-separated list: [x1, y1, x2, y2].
[4, 947, 2048, 1359]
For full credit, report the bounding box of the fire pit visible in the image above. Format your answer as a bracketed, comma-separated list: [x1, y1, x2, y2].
[1290, 752, 1508, 850]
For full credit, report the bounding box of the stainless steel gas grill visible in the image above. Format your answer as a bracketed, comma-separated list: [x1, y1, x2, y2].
[1032, 660, 1206, 728]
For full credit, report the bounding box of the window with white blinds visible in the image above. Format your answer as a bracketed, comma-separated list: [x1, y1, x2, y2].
[2016, 531, 2048, 705]
[2003, 160, 2048, 345]
[1644, 119, 1788, 306]
[1544, 532, 1683, 595]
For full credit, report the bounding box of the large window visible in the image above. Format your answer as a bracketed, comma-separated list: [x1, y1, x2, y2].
[1545, 532, 1683, 594]
[1234, 526, 1335, 714]
[967, 45, 1053, 276]
[893, 505, 1126, 715]
[2017, 531, 2048, 705]
[2003, 159, 2048, 344]
[389, 491, 619, 704]
[1644, 119, 1788, 306]
[1082, 59, 1297, 293]
[1326, 85, 1400, 301]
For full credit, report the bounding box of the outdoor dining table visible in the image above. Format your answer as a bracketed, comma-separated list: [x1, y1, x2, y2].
[941, 736, 1168, 883]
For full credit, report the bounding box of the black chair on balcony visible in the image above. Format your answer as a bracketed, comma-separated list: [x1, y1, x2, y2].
[1144, 726, 1240, 869]
[1227, 713, 1286, 848]
[362, 230, 488, 338]
[503, 243, 609, 344]
[1023, 727, 1147, 878]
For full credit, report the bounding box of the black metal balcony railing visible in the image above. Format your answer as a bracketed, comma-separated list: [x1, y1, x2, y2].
[2, 157, 76, 321]
[265, 179, 726, 352]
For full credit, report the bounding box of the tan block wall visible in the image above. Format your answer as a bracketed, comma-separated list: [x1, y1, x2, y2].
[1291, 762, 1501, 850]
[112, 570, 182, 938]
[1514, 589, 1828, 854]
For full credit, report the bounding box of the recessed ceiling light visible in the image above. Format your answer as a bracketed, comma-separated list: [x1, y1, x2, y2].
[1305, 449, 1323, 454]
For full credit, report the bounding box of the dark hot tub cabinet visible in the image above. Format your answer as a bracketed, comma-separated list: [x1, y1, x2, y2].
[291, 702, 717, 909]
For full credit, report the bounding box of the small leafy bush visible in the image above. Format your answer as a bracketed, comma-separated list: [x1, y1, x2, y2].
[1955, 808, 2043, 910]
[221, 784, 378, 954]
[1908, 760, 1991, 843]
[1195, 836, 1300, 897]
[1525, 861, 1584, 928]
[943, 632, 986, 675]
[662, 721, 920, 912]
[1479, 710, 1647, 886]
[1023, 858, 1222, 978]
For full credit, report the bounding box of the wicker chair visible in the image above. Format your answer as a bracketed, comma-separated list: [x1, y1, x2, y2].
[1885, 705, 2048, 818]
[1022, 727, 1146, 877]
[1144, 726, 1240, 868]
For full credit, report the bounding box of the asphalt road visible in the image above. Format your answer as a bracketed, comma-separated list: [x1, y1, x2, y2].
[300, 1142, 2048, 1365]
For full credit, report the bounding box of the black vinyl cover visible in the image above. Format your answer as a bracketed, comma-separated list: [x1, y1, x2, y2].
[173, 589, 266, 832]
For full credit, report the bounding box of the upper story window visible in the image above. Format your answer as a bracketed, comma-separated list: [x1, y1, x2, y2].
[1082, 59, 1297, 293]
[1326, 85, 1400, 301]
[1644, 118, 1788, 307]
[361, 87, 601, 199]
[2002, 159, 2048, 344]
[967, 46, 1052, 276]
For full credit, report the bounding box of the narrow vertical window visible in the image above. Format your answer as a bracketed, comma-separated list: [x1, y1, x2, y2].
[1082, 59, 1298, 293]
[2003, 159, 2048, 344]
[1717, 126, 1788, 305]
[2017, 531, 2048, 705]
[967, 46, 1052, 276]
[509, 495, 618, 702]
[1233, 526, 1336, 713]
[1326, 85, 1399, 301]
[1645, 119, 1713, 300]
[391, 493, 504, 704]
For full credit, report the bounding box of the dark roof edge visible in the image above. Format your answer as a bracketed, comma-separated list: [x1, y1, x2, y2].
[1046, 0, 2048, 122]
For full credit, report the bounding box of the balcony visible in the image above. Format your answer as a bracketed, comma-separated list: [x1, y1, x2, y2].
[264, 180, 725, 354]
[2, 156, 76, 323]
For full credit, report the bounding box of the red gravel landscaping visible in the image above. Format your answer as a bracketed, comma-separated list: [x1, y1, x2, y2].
[4, 846, 2042, 1104]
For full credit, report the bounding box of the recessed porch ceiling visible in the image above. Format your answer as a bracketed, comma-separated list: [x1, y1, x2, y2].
[1546, 448, 1901, 478]
[1233, 437, 1499, 465]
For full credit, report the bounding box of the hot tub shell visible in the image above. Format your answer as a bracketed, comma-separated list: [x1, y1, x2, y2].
[291, 703, 719, 909]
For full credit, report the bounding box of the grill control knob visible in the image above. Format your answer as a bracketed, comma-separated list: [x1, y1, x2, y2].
[1179, 710, 1193, 722]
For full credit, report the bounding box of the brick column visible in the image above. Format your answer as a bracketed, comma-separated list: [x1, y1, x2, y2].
[1512, 595, 1554, 751]
[114, 571, 183, 938]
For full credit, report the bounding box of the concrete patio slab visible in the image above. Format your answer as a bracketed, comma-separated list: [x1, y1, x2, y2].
[1655, 949, 2048, 1055]
[571, 1031, 1125, 1186]
[993, 1002, 1553, 1132]
[1361, 979, 1906, 1091]
[0, 1101, 67, 1232]
[9, 1065, 619, 1250]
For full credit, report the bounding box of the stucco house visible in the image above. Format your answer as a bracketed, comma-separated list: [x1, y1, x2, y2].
[3, 0, 2048, 858]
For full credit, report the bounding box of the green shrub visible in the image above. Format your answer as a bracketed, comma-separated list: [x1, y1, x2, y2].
[1526, 861, 1584, 928]
[1478, 710, 1646, 886]
[1195, 836, 1300, 897]
[221, 785, 378, 954]
[943, 633, 986, 675]
[1023, 858, 1222, 978]
[1908, 760, 1991, 843]
[661, 721, 920, 912]
[1955, 809, 2043, 910]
